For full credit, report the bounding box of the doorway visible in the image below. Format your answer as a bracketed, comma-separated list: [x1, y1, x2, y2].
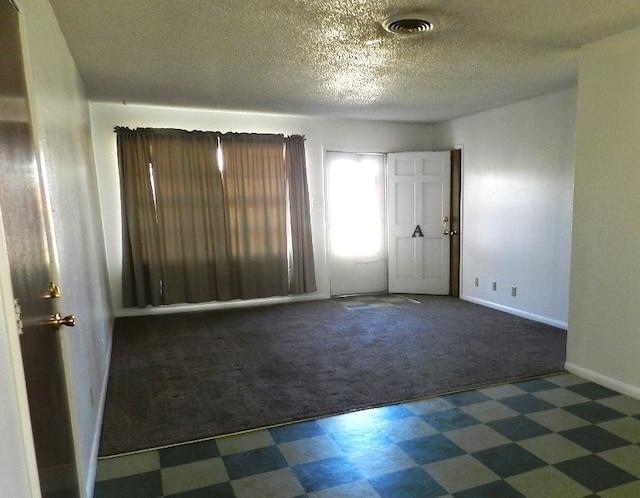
[327, 151, 386, 295]
[327, 149, 461, 297]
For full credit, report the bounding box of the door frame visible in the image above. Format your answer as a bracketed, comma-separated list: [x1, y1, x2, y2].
[325, 150, 388, 296]
[324, 146, 463, 297]
[324, 146, 389, 296]
[0, 205, 41, 496]
[450, 148, 462, 297]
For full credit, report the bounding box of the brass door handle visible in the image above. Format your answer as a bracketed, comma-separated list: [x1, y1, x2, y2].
[51, 313, 76, 328]
[443, 230, 450, 235]
[44, 281, 61, 299]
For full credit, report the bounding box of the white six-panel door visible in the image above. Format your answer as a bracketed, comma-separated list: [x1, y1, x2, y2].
[387, 152, 451, 294]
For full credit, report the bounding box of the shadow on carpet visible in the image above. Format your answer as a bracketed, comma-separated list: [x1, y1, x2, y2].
[99, 295, 566, 456]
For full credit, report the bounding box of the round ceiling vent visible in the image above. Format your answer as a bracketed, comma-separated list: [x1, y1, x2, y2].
[383, 12, 436, 36]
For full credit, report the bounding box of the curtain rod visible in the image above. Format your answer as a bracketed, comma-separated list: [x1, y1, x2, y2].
[114, 127, 305, 140]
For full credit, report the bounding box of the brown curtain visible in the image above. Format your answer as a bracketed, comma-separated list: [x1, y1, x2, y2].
[118, 128, 316, 307]
[117, 128, 162, 306]
[285, 135, 316, 294]
[221, 133, 289, 299]
[149, 130, 231, 304]
[117, 128, 230, 307]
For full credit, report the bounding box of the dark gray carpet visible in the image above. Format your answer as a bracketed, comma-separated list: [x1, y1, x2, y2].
[99, 296, 566, 456]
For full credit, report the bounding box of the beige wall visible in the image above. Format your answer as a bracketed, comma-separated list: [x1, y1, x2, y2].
[89, 102, 434, 315]
[566, 26, 640, 397]
[433, 89, 576, 328]
[17, 0, 113, 495]
[92, 91, 579, 329]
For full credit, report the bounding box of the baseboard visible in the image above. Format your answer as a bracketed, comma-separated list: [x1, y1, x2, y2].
[115, 292, 331, 318]
[85, 321, 114, 498]
[461, 295, 567, 329]
[565, 363, 640, 400]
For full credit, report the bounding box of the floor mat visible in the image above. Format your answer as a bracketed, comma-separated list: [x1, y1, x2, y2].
[335, 293, 419, 310]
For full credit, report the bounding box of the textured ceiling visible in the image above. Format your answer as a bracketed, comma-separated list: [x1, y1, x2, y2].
[49, 0, 640, 123]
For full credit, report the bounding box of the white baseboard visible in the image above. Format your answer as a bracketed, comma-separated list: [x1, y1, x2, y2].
[461, 295, 567, 329]
[115, 292, 330, 318]
[565, 363, 640, 400]
[85, 322, 114, 497]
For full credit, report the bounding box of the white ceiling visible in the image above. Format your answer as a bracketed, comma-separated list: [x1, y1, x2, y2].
[49, 0, 640, 123]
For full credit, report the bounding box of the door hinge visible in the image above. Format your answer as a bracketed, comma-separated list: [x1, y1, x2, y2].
[9, 0, 22, 12]
[14, 299, 24, 334]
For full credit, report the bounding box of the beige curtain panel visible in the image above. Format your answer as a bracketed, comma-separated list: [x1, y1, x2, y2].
[221, 133, 289, 299]
[285, 135, 316, 295]
[116, 127, 315, 308]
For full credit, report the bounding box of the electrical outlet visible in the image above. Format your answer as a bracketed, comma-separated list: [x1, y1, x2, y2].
[511, 286, 517, 297]
[474, 277, 479, 287]
[492, 282, 497, 291]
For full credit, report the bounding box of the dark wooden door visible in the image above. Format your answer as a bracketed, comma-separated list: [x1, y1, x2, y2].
[449, 149, 462, 297]
[0, 2, 79, 496]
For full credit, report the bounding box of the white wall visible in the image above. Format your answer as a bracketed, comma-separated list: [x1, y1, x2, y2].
[19, 0, 114, 495]
[566, 27, 640, 398]
[432, 89, 577, 328]
[89, 102, 433, 315]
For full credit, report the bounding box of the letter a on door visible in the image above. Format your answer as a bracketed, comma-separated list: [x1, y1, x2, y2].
[412, 225, 424, 238]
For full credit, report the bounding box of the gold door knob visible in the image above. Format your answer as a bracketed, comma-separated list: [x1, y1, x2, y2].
[443, 230, 450, 235]
[44, 281, 61, 299]
[51, 313, 76, 328]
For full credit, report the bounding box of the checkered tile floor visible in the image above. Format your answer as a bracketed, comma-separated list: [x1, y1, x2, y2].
[94, 373, 640, 497]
